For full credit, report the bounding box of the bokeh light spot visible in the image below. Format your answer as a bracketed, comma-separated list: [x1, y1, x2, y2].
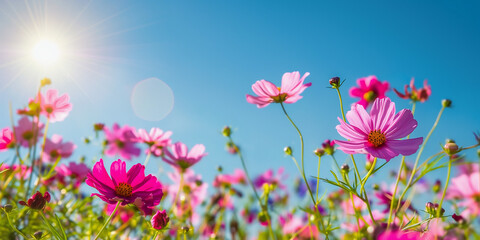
[131, 78, 174, 121]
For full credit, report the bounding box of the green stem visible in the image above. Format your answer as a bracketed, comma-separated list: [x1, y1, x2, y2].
[95, 201, 121, 240]
[152, 231, 159, 240]
[330, 155, 341, 174]
[437, 156, 452, 217]
[396, 106, 446, 213]
[316, 156, 321, 202]
[2, 209, 29, 239]
[335, 88, 346, 121]
[280, 103, 328, 239]
[387, 102, 416, 228]
[40, 211, 63, 240]
[170, 171, 184, 215]
[360, 158, 377, 195]
[144, 151, 152, 167]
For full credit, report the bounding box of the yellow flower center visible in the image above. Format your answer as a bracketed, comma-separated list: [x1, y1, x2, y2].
[115, 182, 133, 197]
[271, 87, 288, 103]
[368, 130, 386, 147]
[363, 90, 377, 102]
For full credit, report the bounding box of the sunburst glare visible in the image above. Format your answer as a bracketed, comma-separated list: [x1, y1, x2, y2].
[32, 39, 61, 65]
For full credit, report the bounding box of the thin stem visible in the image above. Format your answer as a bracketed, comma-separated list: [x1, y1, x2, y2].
[144, 151, 152, 167]
[40, 211, 63, 240]
[316, 156, 321, 202]
[330, 155, 341, 174]
[396, 106, 446, 212]
[280, 103, 328, 239]
[387, 102, 416, 228]
[152, 231, 159, 240]
[170, 171, 184, 215]
[335, 88, 346, 121]
[1, 209, 29, 239]
[437, 156, 452, 217]
[360, 158, 377, 196]
[95, 201, 121, 240]
[350, 192, 361, 231]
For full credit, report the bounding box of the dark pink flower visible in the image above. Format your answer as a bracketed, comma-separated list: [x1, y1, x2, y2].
[393, 78, 432, 103]
[39, 89, 73, 122]
[151, 210, 169, 230]
[335, 97, 423, 161]
[162, 142, 207, 171]
[253, 168, 287, 189]
[105, 203, 135, 223]
[378, 229, 421, 240]
[279, 213, 319, 239]
[56, 162, 90, 188]
[14, 117, 44, 148]
[86, 159, 163, 216]
[349, 75, 389, 108]
[246, 71, 312, 108]
[0, 127, 13, 151]
[0, 164, 31, 180]
[104, 124, 141, 161]
[213, 169, 246, 187]
[19, 191, 51, 210]
[137, 128, 172, 157]
[447, 172, 480, 217]
[42, 134, 76, 163]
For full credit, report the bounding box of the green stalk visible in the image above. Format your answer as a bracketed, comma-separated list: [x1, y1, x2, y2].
[95, 201, 121, 240]
[316, 156, 322, 202]
[1, 208, 29, 239]
[39, 211, 63, 240]
[437, 156, 452, 217]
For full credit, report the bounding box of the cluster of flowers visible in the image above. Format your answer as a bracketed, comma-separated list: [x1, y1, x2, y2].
[0, 74, 478, 240]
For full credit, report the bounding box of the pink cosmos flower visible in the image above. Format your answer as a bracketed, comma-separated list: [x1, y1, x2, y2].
[342, 210, 385, 232]
[340, 194, 366, 215]
[106, 203, 135, 223]
[393, 78, 432, 103]
[378, 230, 421, 240]
[246, 71, 312, 108]
[162, 142, 207, 171]
[279, 213, 319, 239]
[335, 97, 423, 161]
[86, 159, 163, 216]
[39, 89, 73, 122]
[349, 75, 390, 108]
[104, 124, 141, 161]
[0, 164, 31, 180]
[213, 169, 246, 187]
[253, 167, 287, 190]
[0, 127, 13, 151]
[56, 162, 91, 188]
[447, 172, 480, 217]
[137, 128, 172, 157]
[168, 169, 207, 224]
[14, 116, 44, 148]
[42, 134, 76, 163]
[151, 210, 169, 230]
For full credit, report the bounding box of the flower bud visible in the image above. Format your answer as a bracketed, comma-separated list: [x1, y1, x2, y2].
[40, 78, 51, 87]
[329, 77, 341, 88]
[84, 137, 91, 144]
[151, 210, 169, 230]
[97, 216, 104, 222]
[373, 184, 380, 191]
[3, 204, 13, 213]
[93, 123, 105, 132]
[452, 213, 464, 223]
[257, 211, 269, 225]
[425, 202, 444, 216]
[432, 180, 441, 193]
[314, 148, 324, 157]
[33, 231, 43, 239]
[477, 149, 480, 158]
[217, 166, 223, 172]
[365, 160, 373, 171]
[222, 126, 232, 137]
[18, 191, 51, 211]
[284, 146, 292, 156]
[341, 164, 350, 173]
[444, 142, 459, 155]
[181, 226, 190, 233]
[442, 99, 452, 108]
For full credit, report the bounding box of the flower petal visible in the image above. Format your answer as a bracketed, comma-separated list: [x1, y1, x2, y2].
[384, 109, 418, 139]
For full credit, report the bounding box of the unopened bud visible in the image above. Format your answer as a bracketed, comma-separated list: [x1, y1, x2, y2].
[33, 231, 43, 239]
[444, 142, 459, 155]
[181, 226, 190, 233]
[40, 78, 51, 87]
[452, 213, 465, 223]
[284, 146, 292, 156]
[314, 148, 324, 157]
[329, 77, 341, 88]
[365, 161, 373, 171]
[432, 180, 441, 193]
[373, 184, 380, 191]
[217, 166, 223, 172]
[97, 216, 104, 222]
[258, 211, 268, 224]
[341, 164, 350, 173]
[84, 137, 91, 144]
[3, 204, 13, 213]
[442, 99, 452, 108]
[222, 126, 232, 137]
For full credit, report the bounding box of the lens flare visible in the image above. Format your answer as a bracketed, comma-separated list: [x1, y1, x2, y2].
[32, 39, 61, 65]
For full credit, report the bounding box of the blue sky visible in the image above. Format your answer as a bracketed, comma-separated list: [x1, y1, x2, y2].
[1, 0, 479, 207]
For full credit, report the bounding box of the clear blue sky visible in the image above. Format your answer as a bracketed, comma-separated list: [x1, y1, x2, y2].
[1, 0, 479, 206]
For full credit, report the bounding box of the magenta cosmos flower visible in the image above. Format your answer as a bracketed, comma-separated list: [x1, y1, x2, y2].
[447, 172, 480, 217]
[246, 71, 312, 108]
[162, 142, 207, 171]
[349, 75, 390, 108]
[0, 127, 13, 151]
[39, 89, 73, 122]
[104, 123, 141, 160]
[14, 116, 44, 148]
[394, 78, 431, 103]
[42, 134, 76, 163]
[335, 97, 423, 161]
[86, 159, 163, 215]
[137, 128, 172, 157]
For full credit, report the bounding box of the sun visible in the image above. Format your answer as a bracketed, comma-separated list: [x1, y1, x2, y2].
[32, 39, 61, 66]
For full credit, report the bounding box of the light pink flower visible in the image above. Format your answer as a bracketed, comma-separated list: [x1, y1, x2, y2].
[0, 127, 13, 151]
[104, 124, 141, 161]
[335, 97, 423, 161]
[0, 164, 31, 180]
[162, 142, 207, 171]
[14, 116, 44, 148]
[39, 89, 73, 122]
[105, 203, 135, 223]
[279, 213, 319, 239]
[56, 162, 90, 188]
[246, 71, 312, 108]
[349, 75, 389, 108]
[447, 172, 480, 217]
[137, 128, 172, 157]
[340, 194, 366, 215]
[253, 167, 287, 189]
[42, 134, 76, 163]
[213, 169, 246, 187]
[86, 159, 163, 215]
[394, 78, 432, 103]
[342, 210, 385, 232]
